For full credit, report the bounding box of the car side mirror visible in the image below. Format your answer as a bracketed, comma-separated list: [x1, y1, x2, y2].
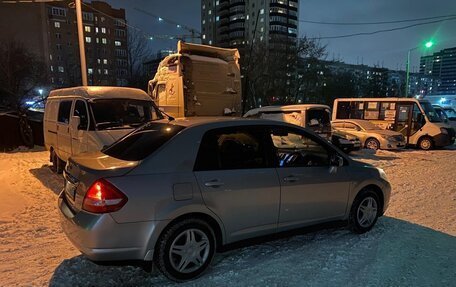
[330, 153, 344, 167]
[71, 116, 81, 131]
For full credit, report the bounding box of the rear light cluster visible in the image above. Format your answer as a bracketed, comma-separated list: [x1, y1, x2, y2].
[82, 179, 128, 213]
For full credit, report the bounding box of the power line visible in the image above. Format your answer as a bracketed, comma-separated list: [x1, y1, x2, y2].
[309, 17, 456, 40]
[300, 14, 456, 25]
[81, 2, 187, 42]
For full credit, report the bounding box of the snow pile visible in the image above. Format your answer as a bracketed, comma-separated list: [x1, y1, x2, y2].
[0, 148, 455, 286]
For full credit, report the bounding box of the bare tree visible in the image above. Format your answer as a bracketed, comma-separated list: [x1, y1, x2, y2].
[126, 28, 154, 89]
[0, 40, 47, 109]
[243, 36, 327, 110]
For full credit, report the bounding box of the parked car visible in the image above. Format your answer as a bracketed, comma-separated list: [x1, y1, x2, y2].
[244, 105, 361, 153]
[59, 117, 391, 281]
[332, 119, 406, 150]
[433, 105, 456, 130]
[44, 86, 163, 173]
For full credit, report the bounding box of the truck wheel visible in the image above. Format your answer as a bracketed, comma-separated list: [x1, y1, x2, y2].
[365, 138, 380, 150]
[155, 218, 216, 282]
[418, 136, 433, 150]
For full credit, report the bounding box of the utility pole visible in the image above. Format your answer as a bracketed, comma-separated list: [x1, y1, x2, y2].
[75, 0, 88, 86]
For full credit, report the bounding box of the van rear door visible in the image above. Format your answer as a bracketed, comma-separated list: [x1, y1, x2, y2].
[56, 100, 73, 161]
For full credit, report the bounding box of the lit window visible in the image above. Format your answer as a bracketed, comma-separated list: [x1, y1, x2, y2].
[98, 69, 101, 74]
[260, 9, 264, 14]
[246, 15, 249, 20]
[96, 38, 99, 43]
[103, 59, 108, 64]
[97, 59, 101, 64]
[115, 41, 121, 46]
[209, 40, 212, 45]
[104, 69, 108, 75]
[95, 27, 99, 33]
[216, 0, 219, 5]
[216, 16, 219, 21]
[203, 34, 206, 39]
[102, 38, 107, 44]
[50, 66, 54, 72]
[208, 10, 212, 15]
[84, 26, 91, 33]
[58, 66, 64, 73]
[88, 68, 93, 74]
[85, 36, 91, 43]
[101, 27, 106, 34]
[202, 20, 206, 24]
[202, 4, 205, 9]
[54, 22, 60, 28]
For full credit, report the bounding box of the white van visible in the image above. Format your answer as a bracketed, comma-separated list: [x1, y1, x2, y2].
[44, 86, 162, 172]
[333, 98, 455, 150]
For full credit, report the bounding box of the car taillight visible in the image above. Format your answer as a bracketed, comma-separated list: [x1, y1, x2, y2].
[82, 179, 128, 213]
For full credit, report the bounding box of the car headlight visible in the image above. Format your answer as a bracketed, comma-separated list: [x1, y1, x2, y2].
[377, 168, 388, 181]
[440, 128, 448, 135]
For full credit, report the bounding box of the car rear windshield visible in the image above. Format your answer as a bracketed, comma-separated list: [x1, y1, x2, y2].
[103, 123, 185, 161]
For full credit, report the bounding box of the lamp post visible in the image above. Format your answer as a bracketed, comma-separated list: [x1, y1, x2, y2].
[405, 41, 433, 97]
[75, 0, 88, 86]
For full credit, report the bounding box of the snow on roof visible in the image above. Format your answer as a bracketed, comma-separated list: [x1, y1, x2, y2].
[47, 86, 152, 101]
[244, 104, 330, 117]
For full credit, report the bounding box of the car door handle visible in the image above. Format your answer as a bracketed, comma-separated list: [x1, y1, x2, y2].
[204, 180, 224, 188]
[283, 176, 299, 182]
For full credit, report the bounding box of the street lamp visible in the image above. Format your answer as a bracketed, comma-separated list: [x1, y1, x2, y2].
[405, 41, 434, 97]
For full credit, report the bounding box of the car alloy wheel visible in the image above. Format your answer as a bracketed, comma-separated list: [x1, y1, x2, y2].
[155, 218, 216, 281]
[169, 229, 210, 273]
[356, 197, 378, 228]
[365, 138, 380, 150]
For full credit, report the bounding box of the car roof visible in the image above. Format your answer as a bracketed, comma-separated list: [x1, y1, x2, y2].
[244, 104, 330, 117]
[332, 119, 370, 125]
[154, 116, 296, 129]
[47, 86, 151, 101]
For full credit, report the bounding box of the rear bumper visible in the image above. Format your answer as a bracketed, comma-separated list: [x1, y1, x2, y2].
[58, 193, 163, 262]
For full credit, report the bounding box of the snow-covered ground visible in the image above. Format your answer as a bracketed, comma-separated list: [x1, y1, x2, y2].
[0, 147, 455, 286]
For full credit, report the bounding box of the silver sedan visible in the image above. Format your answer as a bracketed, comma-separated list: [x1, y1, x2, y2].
[59, 117, 391, 281]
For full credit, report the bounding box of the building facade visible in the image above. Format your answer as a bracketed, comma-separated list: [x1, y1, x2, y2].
[419, 47, 456, 95]
[0, 1, 128, 89]
[201, 0, 299, 53]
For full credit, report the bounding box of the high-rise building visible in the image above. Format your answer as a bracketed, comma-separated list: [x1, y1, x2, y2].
[201, 0, 299, 53]
[0, 1, 128, 88]
[419, 47, 456, 95]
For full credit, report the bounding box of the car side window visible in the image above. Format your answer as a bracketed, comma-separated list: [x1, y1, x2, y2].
[74, 100, 89, 129]
[332, 122, 344, 129]
[57, 100, 72, 124]
[194, 127, 269, 171]
[270, 127, 330, 167]
[344, 123, 358, 130]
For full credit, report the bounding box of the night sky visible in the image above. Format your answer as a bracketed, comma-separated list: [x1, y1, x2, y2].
[106, 0, 456, 71]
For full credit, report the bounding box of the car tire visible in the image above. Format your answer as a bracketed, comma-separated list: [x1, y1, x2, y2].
[365, 138, 380, 150]
[52, 151, 63, 174]
[155, 218, 216, 282]
[418, 136, 433, 150]
[349, 189, 380, 234]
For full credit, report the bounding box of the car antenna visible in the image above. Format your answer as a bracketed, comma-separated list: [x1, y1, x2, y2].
[160, 109, 175, 122]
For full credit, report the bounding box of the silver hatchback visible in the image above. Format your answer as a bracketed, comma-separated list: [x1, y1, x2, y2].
[58, 117, 391, 281]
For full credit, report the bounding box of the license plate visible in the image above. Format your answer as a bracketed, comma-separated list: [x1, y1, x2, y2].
[64, 180, 77, 201]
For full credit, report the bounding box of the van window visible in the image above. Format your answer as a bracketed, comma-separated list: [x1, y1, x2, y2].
[57, 101, 72, 124]
[103, 123, 185, 161]
[74, 100, 89, 129]
[306, 109, 330, 127]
